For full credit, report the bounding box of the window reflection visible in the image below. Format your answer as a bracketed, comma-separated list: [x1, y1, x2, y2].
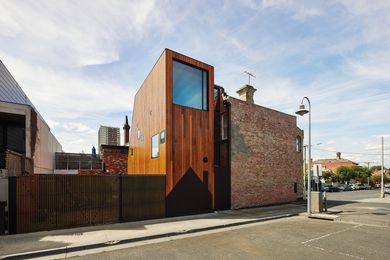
[173, 60, 208, 110]
[152, 133, 160, 158]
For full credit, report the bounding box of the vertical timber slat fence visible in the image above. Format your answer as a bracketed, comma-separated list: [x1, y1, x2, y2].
[8, 174, 165, 234]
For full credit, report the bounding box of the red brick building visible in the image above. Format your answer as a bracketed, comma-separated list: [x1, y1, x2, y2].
[313, 152, 357, 173]
[229, 85, 303, 209]
[55, 145, 128, 175]
[101, 145, 129, 174]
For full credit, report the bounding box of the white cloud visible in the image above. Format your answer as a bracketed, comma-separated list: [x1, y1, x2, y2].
[0, 0, 172, 67]
[63, 122, 96, 134]
[261, 0, 322, 21]
[1, 53, 134, 120]
[0, 0, 389, 162]
[292, 7, 322, 21]
[346, 51, 390, 81]
[337, 0, 390, 16]
[46, 119, 60, 129]
[261, 0, 294, 9]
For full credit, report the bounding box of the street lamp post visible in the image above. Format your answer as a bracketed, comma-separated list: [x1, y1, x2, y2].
[296, 97, 311, 215]
[303, 145, 307, 201]
[303, 143, 321, 201]
[381, 136, 385, 198]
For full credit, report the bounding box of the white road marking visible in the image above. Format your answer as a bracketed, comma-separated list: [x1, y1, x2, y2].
[301, 224, 362, 245]
[302, 224, 365, 259]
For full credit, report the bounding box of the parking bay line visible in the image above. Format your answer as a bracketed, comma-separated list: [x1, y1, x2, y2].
[301, 224, 365, 259]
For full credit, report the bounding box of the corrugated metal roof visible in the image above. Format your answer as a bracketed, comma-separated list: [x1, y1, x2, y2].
[0, 60, 34, 106]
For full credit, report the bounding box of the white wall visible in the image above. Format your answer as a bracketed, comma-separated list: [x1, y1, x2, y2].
[54, 169, 78, 174]
[34, 116, 62, 173]
[0, 101, 62, 174]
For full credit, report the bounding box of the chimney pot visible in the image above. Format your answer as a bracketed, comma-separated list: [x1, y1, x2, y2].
[123, 115, 130, 146]
[236, 84, 257, 104]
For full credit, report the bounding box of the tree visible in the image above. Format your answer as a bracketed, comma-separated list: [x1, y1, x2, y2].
[322, 171, 332, 181]
[370, 165, 384, 173]
[335, 166, 356, 184]
[335, 165, 372, 184]
[352, 166, 371, 183]
[322, 171, 337, 183]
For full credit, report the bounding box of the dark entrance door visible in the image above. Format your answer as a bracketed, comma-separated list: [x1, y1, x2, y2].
[213, 86, 231, 210]
[0, 112, 26, 169]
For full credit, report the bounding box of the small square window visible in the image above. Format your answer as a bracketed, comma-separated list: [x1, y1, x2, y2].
[151, 133, 160, 158]
[160, 130, 166, 143]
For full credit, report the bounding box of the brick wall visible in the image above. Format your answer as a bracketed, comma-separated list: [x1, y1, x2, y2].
[229, 98, 303, 209]
[101, 145, 129, 174]
[79, 169, 103, 175]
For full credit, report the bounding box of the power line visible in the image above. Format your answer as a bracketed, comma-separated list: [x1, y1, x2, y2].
[312, 147, 389, 156]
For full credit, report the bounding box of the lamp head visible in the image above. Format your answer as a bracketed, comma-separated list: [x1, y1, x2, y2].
[295, 104, 309, 116]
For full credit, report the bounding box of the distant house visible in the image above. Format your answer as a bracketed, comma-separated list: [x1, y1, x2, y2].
[0, 60, 62, 175]
[313, 152, 358, 172]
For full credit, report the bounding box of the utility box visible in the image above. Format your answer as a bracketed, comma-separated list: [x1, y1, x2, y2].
[311, 191, 323, 213]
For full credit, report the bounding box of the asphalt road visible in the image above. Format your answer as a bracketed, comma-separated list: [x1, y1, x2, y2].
[76, 191, 390, 260]
[327, 188, 383, 201]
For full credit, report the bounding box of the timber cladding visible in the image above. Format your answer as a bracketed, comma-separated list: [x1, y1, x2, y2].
[128, 49, 215, 215]
[127, 51, 167, 175]
[8, 174, 165, 234]
[166, 50, 215, 203]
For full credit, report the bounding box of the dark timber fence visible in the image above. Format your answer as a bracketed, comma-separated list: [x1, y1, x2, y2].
[8, 174, 165, 234]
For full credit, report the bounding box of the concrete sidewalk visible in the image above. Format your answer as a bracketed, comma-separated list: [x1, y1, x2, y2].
[0, 202, 305, 259]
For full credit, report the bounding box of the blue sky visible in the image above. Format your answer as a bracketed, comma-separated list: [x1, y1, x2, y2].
[0, 0, 389, 166]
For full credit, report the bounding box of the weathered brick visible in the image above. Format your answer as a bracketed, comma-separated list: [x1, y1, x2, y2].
[101, 145, 128, 174]
[79, 169, 102, 175]
[229, 98, 303, 209]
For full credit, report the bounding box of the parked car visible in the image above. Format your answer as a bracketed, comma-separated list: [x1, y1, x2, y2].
[351, 184, 361, 190]
[321, 185, 340, 192]
[385, 186, 390, 194]
[374, 183, 381, 188]
[361, 184, 372, 190]
[338, 184, 353, 191]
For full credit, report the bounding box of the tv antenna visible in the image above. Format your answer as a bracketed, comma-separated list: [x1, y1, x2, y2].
[244, 71, 256, 85]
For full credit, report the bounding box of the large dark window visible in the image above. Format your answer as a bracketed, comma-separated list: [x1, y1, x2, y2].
[173, 60, 208, 110]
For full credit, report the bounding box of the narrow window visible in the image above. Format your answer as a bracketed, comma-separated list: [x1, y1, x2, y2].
[221, 113, 228, 140]
[202, 71, 208, 110]
[296, 136, 302, 152]
[151, 133, 160, 158]
[160, 130, 166, 144]
[137, 129, 141, 140]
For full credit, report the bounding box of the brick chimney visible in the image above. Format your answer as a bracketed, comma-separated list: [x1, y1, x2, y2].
[336, 152, 341, 160]
[236, 84, 257, 104]
[123, 115, 130, 146]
